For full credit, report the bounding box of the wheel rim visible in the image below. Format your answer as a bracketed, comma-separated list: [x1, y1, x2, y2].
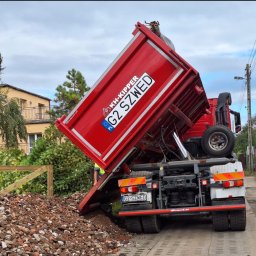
[208, 132, 228, 151]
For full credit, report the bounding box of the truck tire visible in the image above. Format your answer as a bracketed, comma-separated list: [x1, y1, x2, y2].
[212, 211, 229, 231]
[141, 215, 161, 233]
[125, 216, 143, 233]
[229, 210, 246, 231]
[141, 193, 161, 234]
[201, 125, 235, 157]
[128, 170, 160, 233]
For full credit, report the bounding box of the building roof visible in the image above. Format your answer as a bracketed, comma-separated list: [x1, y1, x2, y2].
[0, 84, 51, 101]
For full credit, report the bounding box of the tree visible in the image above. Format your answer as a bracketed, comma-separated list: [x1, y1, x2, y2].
[0, 53, 5, 82]
[234, 116, 256, 155]
[0, 93, 27, 148]
[0, 54, 27, 148]
[49, 69, 89, 120]
[21, 69, 93, 195]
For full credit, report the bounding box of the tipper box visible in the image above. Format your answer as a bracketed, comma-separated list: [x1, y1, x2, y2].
[56, 22, 210, 173]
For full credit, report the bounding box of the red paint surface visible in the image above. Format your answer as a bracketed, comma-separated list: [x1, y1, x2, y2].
[56, 22, 209, 173]
[119, 204, 246, 216]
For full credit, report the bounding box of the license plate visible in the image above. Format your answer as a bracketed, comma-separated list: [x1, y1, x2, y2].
[121, 193, 147, 203]
[102, 73, 155, 132]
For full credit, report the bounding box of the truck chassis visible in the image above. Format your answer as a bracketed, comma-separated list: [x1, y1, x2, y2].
[118, 158, 246, 233]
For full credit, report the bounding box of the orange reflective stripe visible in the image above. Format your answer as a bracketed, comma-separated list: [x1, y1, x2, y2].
[118, 177, 146, 187]
[213, 172, 244, 181]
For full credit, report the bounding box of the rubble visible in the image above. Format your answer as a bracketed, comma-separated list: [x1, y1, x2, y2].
[0, 193, 132, 255]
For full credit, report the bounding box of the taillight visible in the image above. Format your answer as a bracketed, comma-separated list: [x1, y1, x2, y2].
[201, 179, 208, 186]
[152, 182, 159, 189]
[120, 186, 139, 194]
[120, 187, 128, 194]
[128, 186, 139, 193]
[234, 179, 244, 187]
[223, 181, 231, 188]
[222, 179, 244, 188]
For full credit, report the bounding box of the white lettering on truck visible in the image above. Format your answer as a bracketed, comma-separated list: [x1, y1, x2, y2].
[101, 73, 155, 132]
[108, 76, 139, 109]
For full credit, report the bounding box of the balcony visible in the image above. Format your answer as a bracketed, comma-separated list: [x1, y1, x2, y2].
[21, 106, 52, 123]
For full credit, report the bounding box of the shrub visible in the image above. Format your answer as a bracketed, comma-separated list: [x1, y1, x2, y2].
[25, 138, 93, 196]
[0, 125, 94, 196]
[0, 148, 28, 191]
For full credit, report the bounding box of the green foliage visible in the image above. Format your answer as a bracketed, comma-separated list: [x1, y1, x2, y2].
[0, 91, 27, 148]
[0, 128, 93, 196]
[111, 200, 123, 216]
[244, 168, 256, 177]
[0, 54, 27, 147]
[0, 147, 26, 165]
[0, 53, 4, 79]
[49, 69, 89, 120]
[43, 124, 64, 144]
[234, 116, 256, 156]
[0, 68, 93, 196]
[25, 135, 93, 196]
[25, 126, 57, 164]
[0, 148, 28, 191]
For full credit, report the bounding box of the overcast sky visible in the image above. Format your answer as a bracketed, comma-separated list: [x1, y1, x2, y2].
[0, 1, 256, 124]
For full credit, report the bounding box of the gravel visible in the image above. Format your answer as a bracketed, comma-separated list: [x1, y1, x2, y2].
[0, 193, 132, 255]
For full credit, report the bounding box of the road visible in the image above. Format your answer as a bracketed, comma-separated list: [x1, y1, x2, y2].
[118, 177, 256, 256]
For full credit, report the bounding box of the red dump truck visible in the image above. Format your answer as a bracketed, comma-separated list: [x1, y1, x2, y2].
[56, 22, 246, 233]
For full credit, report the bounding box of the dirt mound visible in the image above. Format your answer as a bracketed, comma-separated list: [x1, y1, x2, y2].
[0, 193, 132, 255]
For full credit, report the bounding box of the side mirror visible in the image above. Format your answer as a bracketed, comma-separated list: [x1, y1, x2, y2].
[235, 125, 241, 133]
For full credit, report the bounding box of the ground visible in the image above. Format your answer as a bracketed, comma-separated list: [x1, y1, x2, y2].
[0, 193, 132, 256]
[118, 176, 256, 256]
[1, 178, 256, 256]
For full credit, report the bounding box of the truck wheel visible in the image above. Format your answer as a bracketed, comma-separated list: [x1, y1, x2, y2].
[230, 210, 246, 231]
[201, 125, 235, 157]
[141, 215, 161, 233]
[125, 216, 143, 233]
[141, 195, 161, 233]
[212, 211, 229, 231]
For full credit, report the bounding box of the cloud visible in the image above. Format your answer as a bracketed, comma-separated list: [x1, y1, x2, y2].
[1, 1, 256, 125]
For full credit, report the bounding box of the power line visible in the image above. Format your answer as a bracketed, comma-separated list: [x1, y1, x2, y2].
[251, 60, 256, 74]
[250, 49, 256, 68]
[238, 81, 247, 112]
[251, 52, 256, 73]
[248, 40, 256, 65]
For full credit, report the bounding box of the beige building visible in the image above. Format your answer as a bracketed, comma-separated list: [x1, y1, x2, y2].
[0, 84, 52, 154]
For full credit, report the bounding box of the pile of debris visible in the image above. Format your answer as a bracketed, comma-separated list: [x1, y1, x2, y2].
[0, 193, 132, 255]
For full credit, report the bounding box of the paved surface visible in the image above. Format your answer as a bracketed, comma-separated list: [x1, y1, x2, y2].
[118, 177, 256, 256]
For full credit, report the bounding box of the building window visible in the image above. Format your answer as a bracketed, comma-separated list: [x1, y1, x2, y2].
[38, 103, 45, 119]
[28, 133, 42, 152]
[19, 98, 27, 109]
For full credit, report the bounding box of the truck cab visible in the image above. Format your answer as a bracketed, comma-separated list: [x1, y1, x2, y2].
[183, 92, 241, 158]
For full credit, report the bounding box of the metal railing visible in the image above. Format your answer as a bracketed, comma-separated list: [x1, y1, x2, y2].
[21, 106, 52, 122]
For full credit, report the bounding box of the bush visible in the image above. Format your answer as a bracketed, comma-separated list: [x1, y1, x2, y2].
[0, 124, 94, 196]
[0, 147, 26, 165]
[0, 148, 28, 191]
[111, 200, 123, 216]
[25, 138, 93, 196]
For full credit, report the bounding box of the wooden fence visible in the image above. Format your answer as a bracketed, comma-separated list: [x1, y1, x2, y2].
[0, 165, 53, 197]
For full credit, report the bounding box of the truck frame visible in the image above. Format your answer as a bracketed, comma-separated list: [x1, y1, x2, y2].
[183, 92, 241, 158]
[118, 157, 245, 233]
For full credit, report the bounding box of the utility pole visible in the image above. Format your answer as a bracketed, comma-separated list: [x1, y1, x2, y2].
[245, 64, 253, 172]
